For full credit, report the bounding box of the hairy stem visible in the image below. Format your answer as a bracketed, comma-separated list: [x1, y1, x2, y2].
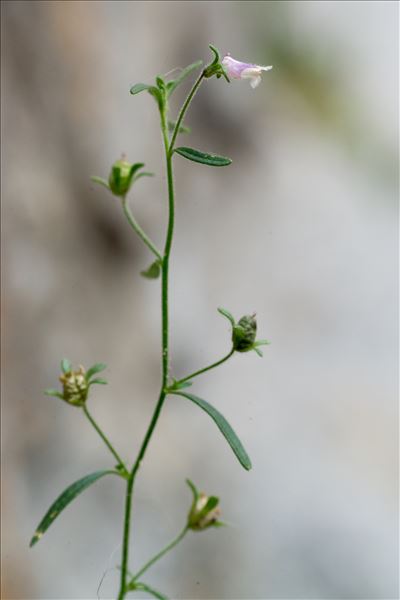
[117, 73, 205, 599]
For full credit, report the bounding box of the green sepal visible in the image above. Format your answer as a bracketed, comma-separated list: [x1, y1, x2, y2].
[166, 60, 203, 97]
[90, 176, 110, 190]
[85, 363, 107, 381]
[61, 358, 72, 374]
[254, 339, 271, 347]
[141, 260, 162, 280]
[208, 44, 220, 66]
[174, 147, 232, 167]
[44, 389, 64, 399]
[168, 120, 191, 135]
[171, 391, 252, 471]
[29, 470, 117, 547]
[88, 378, 108, 385]
[130, 83, 153, 95]
[217, 307, 235, 326]
[186, 478, 200, 505]
[253, 347, 263, 357]
[134, 171, 154, 181]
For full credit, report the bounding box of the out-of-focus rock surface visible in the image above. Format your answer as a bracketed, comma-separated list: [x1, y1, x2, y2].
[2, 1, 398, 598]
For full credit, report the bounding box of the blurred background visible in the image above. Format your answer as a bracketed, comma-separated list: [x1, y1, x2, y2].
[1, 1, 398, 599]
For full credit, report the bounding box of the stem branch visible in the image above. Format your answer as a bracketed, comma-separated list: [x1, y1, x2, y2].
[177, 348, 235, 385]
[122, 196, 162, 261]
[83, 406, 127, 473]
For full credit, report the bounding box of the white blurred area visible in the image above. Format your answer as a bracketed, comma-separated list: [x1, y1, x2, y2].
[1, 1, 398, 599]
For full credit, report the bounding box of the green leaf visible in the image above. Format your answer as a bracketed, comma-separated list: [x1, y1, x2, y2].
[130, 83, 153, 95]
[131, 582, 168, 600]
[29, 470, 116, 547]
[61, 359, 71, 374]
[168, 379, 193, 392]
[171, 392, 252, 471]
[88, 378, 108, 385]
[44, 389, 63, 399]
[174, 147, 232, 167]
[253, 347, 263, 357]
[166, 60, 203, 97]
[217, 307, 235, 326]
[168, 120, 191, 135]
[90, 176, 110, 190]
[86, 363, 107, 381]
[141, 260, 161, 279]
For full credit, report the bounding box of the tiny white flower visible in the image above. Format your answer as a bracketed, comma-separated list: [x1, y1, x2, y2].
[222, 54, 273, 89]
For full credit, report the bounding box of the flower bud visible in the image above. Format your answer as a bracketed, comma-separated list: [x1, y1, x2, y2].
[59, 366, 89, 407]
[188, 492, 221, 531]
[186, 479, 222, 531]
[108, 158, 135, 197]
[232, 314, 257, 352]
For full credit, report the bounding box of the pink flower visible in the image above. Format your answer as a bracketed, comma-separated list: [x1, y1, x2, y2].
[221, 54, 273, 89]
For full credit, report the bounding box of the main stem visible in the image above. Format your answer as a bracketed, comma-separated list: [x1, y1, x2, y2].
[117, 105, 176, 600]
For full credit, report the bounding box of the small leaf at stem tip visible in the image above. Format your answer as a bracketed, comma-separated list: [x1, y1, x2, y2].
[86, 363, 107, 380]
[61, 358, 71, 374]
[172, 392, 252, 471]
[141, 260, 161, 280]
[90, 176, 110, 190]
[175, 147, 232, 167]
[29, 470, 116, 547]
[130, 83, 153, 95]
[44, 389, 63, 399]
[88, 378, 108, 385]
[217, 307, 235, 326]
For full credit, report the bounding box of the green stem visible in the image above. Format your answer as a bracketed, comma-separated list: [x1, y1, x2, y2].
[122, 196, 162, 261]
[128, 525, 189, 586]
[169, 70, 205, 154]
[177, 348, 235, 385]
[82, 405, 128, 474]
[117, 74, 205, 600]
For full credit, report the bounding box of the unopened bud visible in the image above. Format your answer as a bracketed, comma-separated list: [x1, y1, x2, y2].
[59, 366, 89, 407]
[186, 479, 222, 532]
[232, 314, 257, 352]
[108, 158, 135, 197]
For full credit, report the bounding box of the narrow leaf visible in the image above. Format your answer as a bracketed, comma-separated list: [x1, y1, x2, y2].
[171, 392, 252, 471]
[130, 83, 153, 95]
[90, 176, 110, 191]
[253, 347, 263, 357]
[86, 363, 107, 380]
[61, 358, 71, 374]
[166, 60, 203, 97]
[217, 307, 235, 326]
[175, 147, 232, 167]
[141, 260, 161, 280]
[30, 470, 116, 547]
[134, 171, 154, 181]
